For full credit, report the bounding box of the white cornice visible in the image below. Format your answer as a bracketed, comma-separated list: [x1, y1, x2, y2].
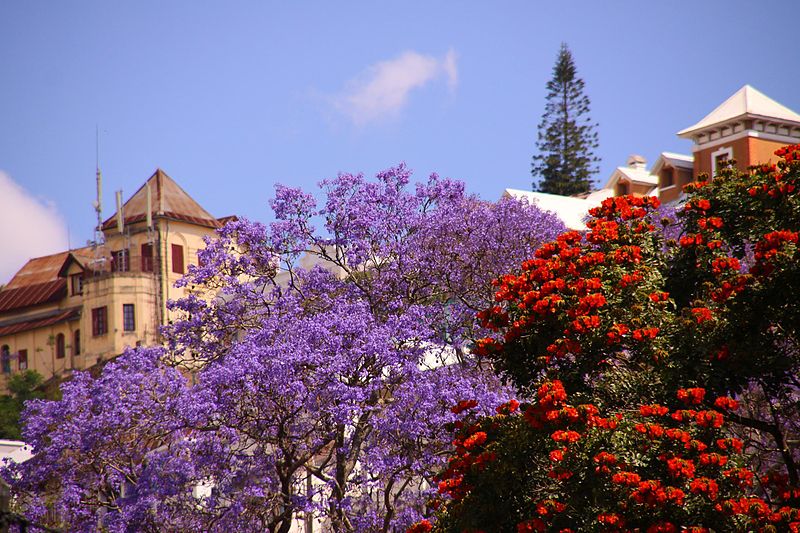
[690, 129, 800, 153]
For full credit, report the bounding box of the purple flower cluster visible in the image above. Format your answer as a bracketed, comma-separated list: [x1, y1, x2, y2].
[5, 165, 564, 531]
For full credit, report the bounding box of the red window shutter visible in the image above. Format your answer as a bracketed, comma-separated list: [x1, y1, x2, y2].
[141, 243, 154, 272]
[172, 244, 184, 274]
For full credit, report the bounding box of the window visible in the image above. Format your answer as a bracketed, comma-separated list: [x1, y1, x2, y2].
[112, 249, 130, 272]
[141, 243, 154, 272]
[55, 333, 66, 359]
[616, 180, 630, 197]
[172, 244, 184, 274]
[711, 146, 734, 175]
[71, 273, 83, 295]
[1, 345, 9, 374]
[74, 330, 81, 356]
[123, 304, 136, 332]
[18, 349, 27, 371]
[92, 307, 108, 336]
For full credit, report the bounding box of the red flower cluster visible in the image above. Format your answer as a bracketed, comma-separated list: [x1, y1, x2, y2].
[406, 519, 433, 533]
[713, 396, 739, 411]
[496, 399, 520, 415]
[630, 480, 685, 507]
[691, 307, 714, 323]
[677, 387, 706, 405]
[451, 399, 479, 414]
[697, 216, 724, 230]
[648, 291, 669, 303]
[639, 404, 669, 417]
[751, 230, 798, 276]
[775, 143, 800, 162]
[588, 195, 660, 221]
[710, 256, 740, 276]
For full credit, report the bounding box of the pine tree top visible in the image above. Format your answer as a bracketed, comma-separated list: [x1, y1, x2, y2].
[532, 43, 600, 196]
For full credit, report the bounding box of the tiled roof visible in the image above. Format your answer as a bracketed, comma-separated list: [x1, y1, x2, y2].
[0, 279, 67, 313]
[102, 169, 221, 230]
[0, 308, 79, 336]
[678, 85, 800, 136]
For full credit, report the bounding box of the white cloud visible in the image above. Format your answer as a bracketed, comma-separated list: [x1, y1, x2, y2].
[335, 48, 459, 125]
[0, 171, 69, 285]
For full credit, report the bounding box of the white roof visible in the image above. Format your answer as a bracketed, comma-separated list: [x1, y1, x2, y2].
[503, 188, 610, 230]
[0, 440, 32, 465]
[660, 152, 694, 168]
[678, 85, 800, 136]
[651, 152, 694, 176]
[603, 166, 659, 191]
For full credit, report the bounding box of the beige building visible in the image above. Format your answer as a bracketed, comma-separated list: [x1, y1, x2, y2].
[0, 169, 228, 390]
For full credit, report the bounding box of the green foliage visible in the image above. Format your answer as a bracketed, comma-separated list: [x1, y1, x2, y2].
[531, 43, 599, 196]
[0, 371, 45, 440]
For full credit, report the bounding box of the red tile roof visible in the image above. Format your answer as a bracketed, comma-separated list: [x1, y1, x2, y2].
[0, 308, 79, 336]
[102, 169, 221, 231]
[0, 279, 67, 313]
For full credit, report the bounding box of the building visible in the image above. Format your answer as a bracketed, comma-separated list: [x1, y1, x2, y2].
[506, 85, 800, 228]
[601, 85, 800, 204]
[678, 84, 800, 179]
[0, 169, 227, 389]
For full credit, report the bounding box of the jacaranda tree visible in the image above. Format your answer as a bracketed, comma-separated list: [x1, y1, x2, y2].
[419, 146, 800, 531]
[4, 165, 565, 532]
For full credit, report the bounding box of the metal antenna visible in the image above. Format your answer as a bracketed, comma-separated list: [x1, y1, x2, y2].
[95, 126, 103, 231]
[91, 126, 107, 263]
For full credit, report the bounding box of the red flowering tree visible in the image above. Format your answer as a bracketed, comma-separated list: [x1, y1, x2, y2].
[419, 145, 800, 531]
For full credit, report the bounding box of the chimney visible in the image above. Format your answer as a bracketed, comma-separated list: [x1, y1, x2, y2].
[627, 154, 647, 171]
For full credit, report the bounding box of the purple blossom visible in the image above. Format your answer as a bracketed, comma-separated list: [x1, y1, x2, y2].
[6, 165, 564, 531]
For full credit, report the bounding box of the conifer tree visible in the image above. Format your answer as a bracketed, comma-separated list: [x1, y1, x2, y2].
[532, 43, 600, 195]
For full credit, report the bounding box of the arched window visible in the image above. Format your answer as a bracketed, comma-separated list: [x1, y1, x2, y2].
[74, 330, 81, 356]
[1, 345, 10, 374]
[56, 333, 66, 359]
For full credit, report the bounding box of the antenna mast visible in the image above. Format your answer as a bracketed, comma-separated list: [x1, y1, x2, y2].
[93, 126, 105, 246]
[89, 127, 108, 273]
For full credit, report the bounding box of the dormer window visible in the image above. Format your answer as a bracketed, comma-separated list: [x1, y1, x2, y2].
[70, 273, 83, 295]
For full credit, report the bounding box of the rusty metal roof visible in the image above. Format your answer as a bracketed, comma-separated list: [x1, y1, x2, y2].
[4, 246, 93, 290]
[102, 168, 221, 231]
[0, 308, 79, 336]
[5, 251, 70, 289]
[0, 279, 67, 313]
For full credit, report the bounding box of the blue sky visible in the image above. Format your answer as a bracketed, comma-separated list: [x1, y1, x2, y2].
[1, 1, 799, 282]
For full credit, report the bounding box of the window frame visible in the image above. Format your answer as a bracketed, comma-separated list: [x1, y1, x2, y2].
[55, 333, 66, 359]
[92, 306, 108, 336]
[123, 304, 136, 332]
[1, 345, 10, 374]
[70, 273, 83, 295]
[711, 146, 734, 175]
[73, 330, 81, 356]
[112, 249, 130, 273]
